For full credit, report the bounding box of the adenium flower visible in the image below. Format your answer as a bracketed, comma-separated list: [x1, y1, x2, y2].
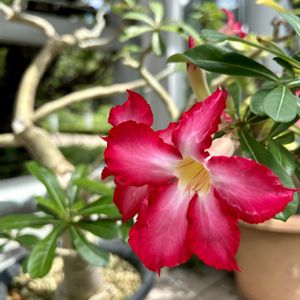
[219, 9, 247, 38]
[102, 89, 294, 273]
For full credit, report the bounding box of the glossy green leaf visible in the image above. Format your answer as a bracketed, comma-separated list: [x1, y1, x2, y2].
[201, 29, 228, 43]
[121, 25, 152, 42]
[16, 234, 40, 249]
[151, 32, 165, 56]
[74, 178, 113, 196]
[167, 44, 278, 81]
[26, 161, 67, 212]
[262, 86, 298, 122]
[78, 220, 119, 239]
[267, 119, 296, 139]
[273, 57, 295, 77]
[70, 226, 108, 266]
[280, 12, 300, 38]
[250, 89, 270, 116]
[123, 12, 154, 26]
[267, 140, 296, 176]
[0, 214, 58, 230]
[35, 196, 63, 218]
[149, 1, 164, 23]
[67, 165, 88, 206]
[227, 81, 242, 118]
[27, 225, 64, 278]
[239, 129, 298, 220]
[274, 132, 295, 144]
[257, 38, 286, 55]
[77, 196, 120, 217]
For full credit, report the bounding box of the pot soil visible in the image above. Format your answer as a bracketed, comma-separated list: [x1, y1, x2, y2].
[1, 240, 155, 300]
[235, 215, 300, 300]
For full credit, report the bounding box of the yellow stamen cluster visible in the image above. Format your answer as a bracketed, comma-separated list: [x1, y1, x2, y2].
[176, 157, 211, 196]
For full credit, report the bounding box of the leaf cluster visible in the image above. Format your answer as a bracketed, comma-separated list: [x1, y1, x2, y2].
[0, 162, 121, 278]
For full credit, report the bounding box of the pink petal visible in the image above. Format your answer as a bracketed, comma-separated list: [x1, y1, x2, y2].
[207, 134, 235, 157]
[101, 167, 113, 180]
[156, 122, 178, 146]
[104, 121, 181, 186]
[129, 182, 192, 273]
[172, 88, 227, 161]
[220, 9, 246, 38]
[108, 90, 153, 127]
[114, 184, 149, 222]
[206, 156, 295, 223]
[187, 190, 240, 271]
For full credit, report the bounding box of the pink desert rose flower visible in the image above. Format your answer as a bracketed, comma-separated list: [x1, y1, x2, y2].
[219, 8, 247, 38]
[102, 89, 294, 273]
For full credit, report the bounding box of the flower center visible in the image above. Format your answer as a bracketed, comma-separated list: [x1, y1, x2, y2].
[176, 157, 211, 196]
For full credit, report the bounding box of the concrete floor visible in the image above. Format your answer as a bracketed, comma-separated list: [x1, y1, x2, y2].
[146, 264, 245, 300]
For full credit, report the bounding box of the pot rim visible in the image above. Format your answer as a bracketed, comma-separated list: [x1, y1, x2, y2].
[240, 215, 300, 234]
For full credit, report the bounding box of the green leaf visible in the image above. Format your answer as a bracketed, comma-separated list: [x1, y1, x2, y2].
[119, 220, 133, 241]
[16, 234, 40, 249]
[280, 11, 300, 38]
[169, 22, 201, 43]
[267, 140, 295, 176]
[250, 89, 270, 116]
[262, 86, 298, 122]
[26, 161, 67, 212]
[201, 29, 228, 43]
[267, 119, 296, 139]
[227, 81, 242, 118]
[36, 196, 63, 218]
[77, 196, 120, 217]
[257, 38, 286, 55]
[78, 220, 119, 239]
[123, 12, 154, 26]
[273, 57, 295, 77]
[274, 131, 295, 144]
[151, 32, 165, 56]
[27, 225, 64, 278]
[67, 165, 88, 206]
[70, 226, 108, 266]
[74, 178, 113, 196]
[239, 129, 298, 220]
[149, 1, 164, 23]
[167, 44, 278, 82]
[0, 214, 58, 230]
[121, 25, 152, 42]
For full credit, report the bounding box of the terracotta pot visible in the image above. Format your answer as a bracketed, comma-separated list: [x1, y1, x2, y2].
[235, 215, 300, 300]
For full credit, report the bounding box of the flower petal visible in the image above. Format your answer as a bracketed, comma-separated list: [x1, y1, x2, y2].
[129, 182, 192, 273]
[187, 190, 240, 271]
[206, 156, 295, 223]
[114, 184, 149, 222]
[101, 167, 113, 180]
[172, 88, 227, 160]
[207, 134, 235, 157]
[105, 121, 181, 186]
[108, 90, 153, 126]
[156, 122, 178, 146]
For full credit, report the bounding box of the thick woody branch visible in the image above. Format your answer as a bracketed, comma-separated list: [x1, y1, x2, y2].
[15, 126, 73, 174]
[13, 40, 62, 131]
[33, 67, 174, 122]
[0, 133, 18, 147]
[0, 132, 106, 149]
[0, 3, 56, 38]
